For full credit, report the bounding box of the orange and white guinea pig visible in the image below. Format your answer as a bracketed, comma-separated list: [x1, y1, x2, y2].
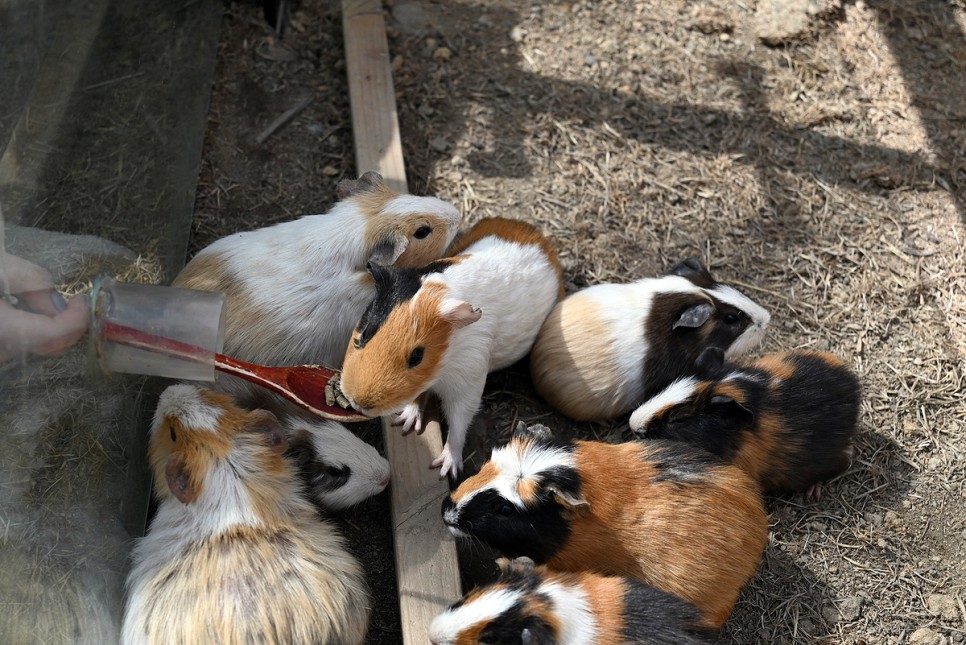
[529, 257, 770, 421]
[338, 217, 564, 478]
[121, 385, 370, 645]
[173, 171, 462, 409]
[441, 424, 768, 629]
[429, 556, 714, 645]
[630, 347, 861, 500]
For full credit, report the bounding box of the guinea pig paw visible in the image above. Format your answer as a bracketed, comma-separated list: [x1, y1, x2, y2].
[392, 402, 423, 435]
[804, 482, 823, 503]
[431, 445, 462, 480]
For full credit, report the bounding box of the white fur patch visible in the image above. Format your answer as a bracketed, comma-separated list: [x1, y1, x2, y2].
[708, 284, 771, 358]
[381, 194, 461, 226]
[539, 581, 596, 645]
[428, 588, 522, 645]
[628, 376, 700, 432]
[153, 385, 222, 435]
[455, 440, 578, 511]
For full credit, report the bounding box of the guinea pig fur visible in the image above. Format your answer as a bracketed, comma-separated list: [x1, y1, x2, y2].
[428, 556, 714, 645]
[629, 347, 861, 500]
[122, 385, 370, 645]
[284, 417, 390, 511]
[529, 257, 770, 421]
[172, 171, 462, 408]
[441, 428, 768, 629]
[338, 217, 564, 478]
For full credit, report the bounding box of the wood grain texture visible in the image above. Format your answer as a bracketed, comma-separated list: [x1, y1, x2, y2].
[341, 2, 462, 642]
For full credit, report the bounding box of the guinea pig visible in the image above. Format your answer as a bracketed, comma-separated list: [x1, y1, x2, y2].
[336, 217, 564, 478]
[428, 556, 715, 645]
[629, 347, 861, 500]
[284, 417, 390, 511]
[441, 424, 768, 629]
[122, 385, 370, 645]
[172, 171, 462, 409]
[529, 257, 770, 421]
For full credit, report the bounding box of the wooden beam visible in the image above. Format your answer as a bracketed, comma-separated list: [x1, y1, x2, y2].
[341, 2, 462, 643]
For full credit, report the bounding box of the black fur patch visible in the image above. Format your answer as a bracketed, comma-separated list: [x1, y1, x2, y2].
[476, 600, 557, 645]
[355, 260, 454, 348]
[666, 257, 716, 290]
[646, 440, 723, 485]
[284, 435, 351, 493]
[620, 580, 716, 644]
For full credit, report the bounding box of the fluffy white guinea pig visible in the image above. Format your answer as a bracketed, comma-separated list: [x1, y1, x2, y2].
[122, 385, 370, 645]
[337, 217, 564, 478]
[529, 257, 770, 421]
[284, 417, 390, 511]
[172, 171, 462, 409]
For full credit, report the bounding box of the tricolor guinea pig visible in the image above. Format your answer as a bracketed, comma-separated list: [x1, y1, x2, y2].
[529, 257, 770, 421]
[173, 171, 462, 409]
[441, 424, 768, 629]
[284, 417, 390, 511]
[629, 347, 861, 500]
[428, 556, 714, 645]
[337, 217, 564, 478]
[122, 385, 370, 645]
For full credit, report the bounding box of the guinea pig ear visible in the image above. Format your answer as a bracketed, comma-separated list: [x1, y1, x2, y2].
[709, 395, 755, 427]
[673, 302, 714, 330]
[545, 484, 589, 515]
[368, 232, 409, 266]
[336, 170, 384, 198]
[245, 409, 287, 454]
[694, 346, 726, 377]
[667, 257, 715, 288]
[165, 454, 198, 504]
[512, 421, 554, 443]
[440, 299, 482, 329]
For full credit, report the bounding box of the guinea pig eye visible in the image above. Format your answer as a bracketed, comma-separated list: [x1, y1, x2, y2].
[413, 225, 432, 240]
[169, 427, 177, 442]
[497, 502, 514, 516]
[725, 312, 739, 324]
[407, 347, 425, 368]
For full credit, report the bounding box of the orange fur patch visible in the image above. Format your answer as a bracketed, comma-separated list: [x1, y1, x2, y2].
[340, 281, 452, 414]
[451, 461, 500, 504]
[576, 572, 627, 644]
[546, 441, 767, 629]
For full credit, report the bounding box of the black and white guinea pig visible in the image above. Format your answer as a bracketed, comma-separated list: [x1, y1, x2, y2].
[172, 171, 462, 409]
[284, 417, 390, 511]
[337, 217, 564, 478]
[122, 385, 369, 645]
[428, 556, 714, 645]
[529, 257, 770, 421]
[630, 347, 861, 500]
[441, 424, 767, 629]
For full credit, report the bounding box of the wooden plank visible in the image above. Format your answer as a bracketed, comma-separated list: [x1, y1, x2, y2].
[342, 0, 408, 194]
[341, 2, 462, 643]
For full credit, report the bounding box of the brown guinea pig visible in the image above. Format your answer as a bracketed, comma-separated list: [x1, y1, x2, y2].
[337, 217, 563, 478]
[630, 347, 861, 500]
[428, 556, 715, 645]
[441, 424, 768, 629]
[529, 257, 771, 422]
[122, 385, 370, 645]
[173, 171, 462, 410]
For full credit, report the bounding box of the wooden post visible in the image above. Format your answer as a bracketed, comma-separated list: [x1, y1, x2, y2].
[342, 2, 462, 642]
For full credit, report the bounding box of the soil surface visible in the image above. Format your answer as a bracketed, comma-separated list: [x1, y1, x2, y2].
[192, 1, 966, 643]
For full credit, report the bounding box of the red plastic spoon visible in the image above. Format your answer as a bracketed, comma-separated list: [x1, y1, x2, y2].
[99, 321, 368, 422]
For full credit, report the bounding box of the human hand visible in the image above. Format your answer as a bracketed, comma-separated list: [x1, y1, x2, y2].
[0, 254, 89, 362]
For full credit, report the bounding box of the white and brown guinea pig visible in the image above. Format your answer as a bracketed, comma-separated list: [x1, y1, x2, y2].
[529, 257, 770, 421]
[429, 556, 714, 645]
[173, 171, 461, 409]
[284, 417, 390, 511]
[441, 424, 767, 629]
[122, 385, 370, 645]
[630, 346, 861, 500]
[338, 217, 564, 478]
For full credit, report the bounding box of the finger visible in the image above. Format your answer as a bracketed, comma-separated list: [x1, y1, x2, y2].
[0, 296, 89, 357]
[18, 288, 65, 316]
[3, 256, 55, 292]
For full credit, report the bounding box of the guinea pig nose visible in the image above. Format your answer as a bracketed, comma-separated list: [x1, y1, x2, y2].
[379, 473, 391, 488]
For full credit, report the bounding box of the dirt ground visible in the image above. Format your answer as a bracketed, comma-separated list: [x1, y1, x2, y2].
[192, 1, 966, 643]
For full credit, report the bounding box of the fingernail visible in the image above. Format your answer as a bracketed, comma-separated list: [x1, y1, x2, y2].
[51, 292, 68, 312]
